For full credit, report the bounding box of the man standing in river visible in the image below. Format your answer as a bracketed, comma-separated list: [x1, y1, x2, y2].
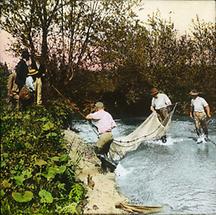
[189, 89, 211, 140]
[86, 102, 117, 172]
[150, 87, 172, 143]
[150, 87, 172, 123]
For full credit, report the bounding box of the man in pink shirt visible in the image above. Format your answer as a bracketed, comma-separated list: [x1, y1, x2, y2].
[86, 102, 117, 172]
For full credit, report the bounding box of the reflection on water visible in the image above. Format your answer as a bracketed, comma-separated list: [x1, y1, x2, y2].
[73, 117, 216, 214]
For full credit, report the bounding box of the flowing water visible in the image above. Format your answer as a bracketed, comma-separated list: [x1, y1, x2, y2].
[73, 116, 216, 214]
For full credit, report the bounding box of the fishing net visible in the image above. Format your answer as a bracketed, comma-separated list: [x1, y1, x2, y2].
[108, 104, 177, 162]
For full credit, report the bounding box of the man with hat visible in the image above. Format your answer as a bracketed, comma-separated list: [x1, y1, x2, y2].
[86, 102, 117, 172]
[189, 89, 211, 139]
[26, 69, 38, 92]
[19, 68, 38, 108]
[150, 87, 172, 143]
[150, 87, 172, 123]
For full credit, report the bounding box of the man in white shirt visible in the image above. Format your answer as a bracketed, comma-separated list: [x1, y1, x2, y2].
[189, 89, 211, 139]
[150, 87, 172, 123]
[86, 102, 117, 172]
[26, 69, 36, 93]
[150, 87, 172, 143]
[20, 69, 38, 109]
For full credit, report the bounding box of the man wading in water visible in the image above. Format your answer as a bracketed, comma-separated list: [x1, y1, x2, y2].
[189, 89, 211, 141]
[86, 102, 117, 173]
[150, 87, 172, 143]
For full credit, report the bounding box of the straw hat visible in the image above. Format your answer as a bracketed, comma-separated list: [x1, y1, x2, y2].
[150, 87, 159, 96]
[189, 89, 200, 96]
[28, 69, 38, 76]
[95, 102, 104, 109]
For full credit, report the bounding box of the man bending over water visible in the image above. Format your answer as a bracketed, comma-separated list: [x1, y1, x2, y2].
[150, 87, 172, 142]
[86, 102, 117, 173]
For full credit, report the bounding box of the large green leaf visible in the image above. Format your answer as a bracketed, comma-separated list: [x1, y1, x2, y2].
[42, 165, 66, 181]
[39, 189, 53, 204]
[13, 169, 32, 186]
[12, 191, 33, 203]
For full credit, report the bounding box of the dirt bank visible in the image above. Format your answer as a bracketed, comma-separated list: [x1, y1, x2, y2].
[64, 129, 128, 214]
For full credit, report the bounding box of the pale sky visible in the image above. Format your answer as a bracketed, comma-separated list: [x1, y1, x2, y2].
[136, 0, 215, 35]
[0, 0, 215, 68]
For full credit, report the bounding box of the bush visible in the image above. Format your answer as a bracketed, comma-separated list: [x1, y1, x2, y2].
[0, 106, 85, 214]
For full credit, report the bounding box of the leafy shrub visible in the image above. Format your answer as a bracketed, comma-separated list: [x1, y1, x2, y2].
[46, 100, 76, 129]
[0, 106, 85, 214]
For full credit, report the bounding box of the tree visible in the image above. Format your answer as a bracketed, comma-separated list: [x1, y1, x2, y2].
[1, 0, 64, 68]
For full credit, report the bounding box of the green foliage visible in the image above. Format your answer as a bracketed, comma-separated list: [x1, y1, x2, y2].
[39, 190, 53, 204]
[56, 183, 85, 214]
[0, 107, 63, 151]
[69, 183, 85, 203]
[57, 202, 79, 214]
[46, 101, 76, 129]
[13, 169, 32, 186]
[0, 105, 85, 214]
[42, 165, 66, 181]
[12, 191, 33, 203]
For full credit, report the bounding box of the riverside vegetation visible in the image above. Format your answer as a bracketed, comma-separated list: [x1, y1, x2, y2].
[1, 0, 215, 116]
[0, 67, 86, 214]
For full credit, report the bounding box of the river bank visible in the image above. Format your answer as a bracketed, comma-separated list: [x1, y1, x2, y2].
[64, 129, 128, 214]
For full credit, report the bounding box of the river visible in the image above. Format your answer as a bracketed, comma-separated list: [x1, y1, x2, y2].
[73, 116, 216, 214]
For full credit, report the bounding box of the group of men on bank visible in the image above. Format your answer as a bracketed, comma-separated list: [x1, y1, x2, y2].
[86, 88, 211, 173]
[7, 49, 43, 109]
